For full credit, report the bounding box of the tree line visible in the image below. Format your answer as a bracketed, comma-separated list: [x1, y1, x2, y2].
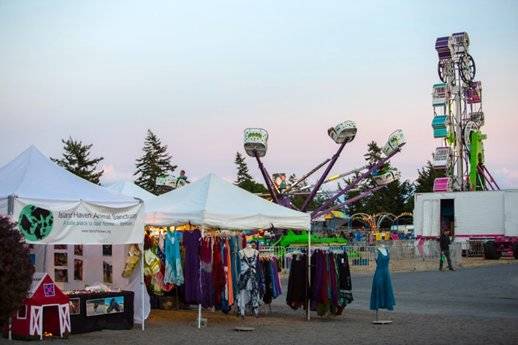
[53, 132, 442, 211]
[52, 130, 179, 195]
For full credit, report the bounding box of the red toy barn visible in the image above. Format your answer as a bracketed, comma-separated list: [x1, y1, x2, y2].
[5, 273, 71, 340]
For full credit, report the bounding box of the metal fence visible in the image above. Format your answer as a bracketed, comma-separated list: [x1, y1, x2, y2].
[260, 240, 462, 271]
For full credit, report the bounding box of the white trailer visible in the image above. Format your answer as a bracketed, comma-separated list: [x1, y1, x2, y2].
[414, 190, 518, 239]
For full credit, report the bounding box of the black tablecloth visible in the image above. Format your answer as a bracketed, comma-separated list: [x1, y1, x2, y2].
[67, 290, 134, 334]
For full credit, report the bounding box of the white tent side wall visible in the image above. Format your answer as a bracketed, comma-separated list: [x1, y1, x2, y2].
[33, 243, 150, 324]
[504, 190, 518, 237]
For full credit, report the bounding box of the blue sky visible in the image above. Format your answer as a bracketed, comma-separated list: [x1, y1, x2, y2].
[1, 0, 517, 187]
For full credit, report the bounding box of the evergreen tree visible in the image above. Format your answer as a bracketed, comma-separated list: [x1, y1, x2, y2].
[234, 152, 253, 184]
[238, 179, 268, 194]
[134, 130, 177, 195]
[415, 161, 445, 193]
[52, 137, 104, 184]
[0, 216, 34, 325]
[233, 152, 268, 195]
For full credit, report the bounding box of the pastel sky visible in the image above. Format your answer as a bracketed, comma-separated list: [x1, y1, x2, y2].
[1, 0, 517, 188]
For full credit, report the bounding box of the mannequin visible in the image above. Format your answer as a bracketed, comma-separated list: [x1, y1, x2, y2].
[370, 243, 395, 324]
[237, 243, 260, 318]
[240, 243, 259, 259]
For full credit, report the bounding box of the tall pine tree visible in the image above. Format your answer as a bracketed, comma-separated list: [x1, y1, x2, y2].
[52, 137, 104, 184]
[134, 130, 177, 195]
[234, 152, 253, 184]
[233, 152, 268, 194]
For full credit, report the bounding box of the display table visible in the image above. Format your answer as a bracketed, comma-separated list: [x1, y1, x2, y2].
[66, 290, 134, 334]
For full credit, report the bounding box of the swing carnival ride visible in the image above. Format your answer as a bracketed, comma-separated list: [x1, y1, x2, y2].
[432, 32, 499, 192]
[243, 122, 406, 221]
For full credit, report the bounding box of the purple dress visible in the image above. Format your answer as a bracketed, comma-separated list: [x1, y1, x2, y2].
[183, 230, 201, 304]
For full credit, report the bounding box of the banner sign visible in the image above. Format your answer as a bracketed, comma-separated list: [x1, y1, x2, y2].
[14, 198, 144, 244]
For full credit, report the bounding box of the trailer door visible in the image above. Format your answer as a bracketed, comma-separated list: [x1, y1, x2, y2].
[422, 199, 440, 237]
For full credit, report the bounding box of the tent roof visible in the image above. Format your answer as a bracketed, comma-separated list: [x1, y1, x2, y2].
[145, 173, 310, 230]
[0, 146, 138, 204]
[105, 181, 156, 201]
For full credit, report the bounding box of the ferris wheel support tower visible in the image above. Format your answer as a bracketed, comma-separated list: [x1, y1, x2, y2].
[432, 32, 499, 192]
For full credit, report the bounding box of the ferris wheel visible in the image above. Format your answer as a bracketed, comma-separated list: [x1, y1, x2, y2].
[431, 32, 499, 192]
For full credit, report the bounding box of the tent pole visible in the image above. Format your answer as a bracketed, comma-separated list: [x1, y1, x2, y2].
[8, 317, 12, 340]
[307, 225, 311, 321]
[197, 304, 202, 329]
[198, 227, 204, 329]
[141, 243, 145, 331]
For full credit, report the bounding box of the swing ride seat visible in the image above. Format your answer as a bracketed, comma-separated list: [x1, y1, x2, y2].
[327, 120, 357, 144]
[431, 115, 449, 138]
[465, 81, 482, 104]
[373, 170, 401, 186]
[432, 147, 451, 170]
[435, 36, 451, 60]
[433, 177, 452, 192]
[382, 129, 406, 156]
[449, 32, 470, 56]
[243, 128, 269, 157]
[432, 83, 449, 107]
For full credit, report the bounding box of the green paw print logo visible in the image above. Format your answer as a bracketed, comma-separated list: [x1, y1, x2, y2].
[18, 205, 54, 241]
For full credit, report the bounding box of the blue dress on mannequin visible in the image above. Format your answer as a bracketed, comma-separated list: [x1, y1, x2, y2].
[370, 247, 395, 310]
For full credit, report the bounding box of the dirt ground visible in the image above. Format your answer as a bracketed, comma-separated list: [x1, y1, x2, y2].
[4, 307, 516, 345]
[2, 261, 517, 345]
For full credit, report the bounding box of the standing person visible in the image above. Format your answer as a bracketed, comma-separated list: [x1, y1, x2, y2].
[176, 170, 189, 188]
[439, 230, 455, 271]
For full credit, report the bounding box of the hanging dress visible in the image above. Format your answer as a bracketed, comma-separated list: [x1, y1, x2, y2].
[182, 230, 201, 304]
[200, 237, 214, 308]
[370, 248, 395, 311]
[164, 231, 184, 286]
[237, 249, 260, 316]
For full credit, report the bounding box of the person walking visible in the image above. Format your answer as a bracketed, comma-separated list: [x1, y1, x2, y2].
[439, 230, 455, 271]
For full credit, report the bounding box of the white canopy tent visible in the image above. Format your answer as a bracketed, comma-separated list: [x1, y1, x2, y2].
[145, 173, 310, 229]
[145, 173, 311, 327]
[105, 181, 156, 202]
[0, 146, 147, 330]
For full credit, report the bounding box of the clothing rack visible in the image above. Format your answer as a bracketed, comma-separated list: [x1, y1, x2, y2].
[197, 226, 244, 328]
[286, 243, 350, 321]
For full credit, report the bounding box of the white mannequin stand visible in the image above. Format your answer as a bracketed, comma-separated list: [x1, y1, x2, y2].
[235, 244, 258, 332]
[372, 245, 393, 325]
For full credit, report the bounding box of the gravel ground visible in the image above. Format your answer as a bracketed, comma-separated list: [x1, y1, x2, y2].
[2, 263, 517, 345]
